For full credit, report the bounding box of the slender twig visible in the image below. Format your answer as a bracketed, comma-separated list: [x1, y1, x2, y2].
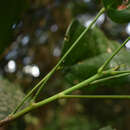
[0, 6, 130, 126]
[98, 37, 130, 73]
[31, 78, 47, 102]
[7, 35, 130, 120]
[110, 70, 130, 75]
[60, 95, 130, 99]
[12, 8, 105, 114]
[31, 7, 106, 102]
[1, 69, 130, 126]
[91, 73, 130, 85]
[0, 73, 102, 127]
[12, 75, 48, 114]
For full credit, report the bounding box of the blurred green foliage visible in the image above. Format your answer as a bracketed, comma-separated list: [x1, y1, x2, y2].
[44, 115, 100, 130]
[61, 20, 130, 87]
[61, 20, 120, 66]
[0, 77, 26, 120]
[103, 0, 130, 23]
[99, 126, 115, 130]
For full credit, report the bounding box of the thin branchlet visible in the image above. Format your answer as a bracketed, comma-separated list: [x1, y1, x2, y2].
[0, 8, 130, 127]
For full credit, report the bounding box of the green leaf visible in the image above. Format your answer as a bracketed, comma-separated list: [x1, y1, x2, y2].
[107, 7, 130, 24]
[103, 0, 122, 9]
[64, 50, 130, 86]
[0, 77, 26, 120]
[62, 19, 130, 86]
[64, 53, 109, 84]
[102, 0, 130, 23]
[61, 20, 120, 66]
[0, 0, 28, 55]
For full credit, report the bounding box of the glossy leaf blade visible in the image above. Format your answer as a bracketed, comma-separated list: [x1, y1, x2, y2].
[102, 0, 130, 23]
[61, 20, 120, 66]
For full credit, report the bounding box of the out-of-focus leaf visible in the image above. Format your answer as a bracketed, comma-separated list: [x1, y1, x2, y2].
[44, 114, 100, 130]
[103, 0, 122, 9]
[69, 1, 96, 17]
[62, 19, 130, 86]
[64, 51, 130, 85]
[0, 77, 26, 120]
[103, 0, 130, 23]
[0, 0, 28, 55]
[61, 20, 120, 66]
[99, 126, 115, 130]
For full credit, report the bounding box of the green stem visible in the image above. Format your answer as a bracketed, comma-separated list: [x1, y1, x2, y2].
[0, 73, 101, 126]
[31, 79, 47, 102]
[91, 73, 130, 85]
[12, 70, 130, 119]
[12, 7, 106, 114]
[32, 7, 106, 101]
[98, 37, 130, 73]
[110, 70, 130, 75]
[1, 70, 130, 126]
[61, 95, 130, 99]
[62, 74, 101, 94]
[0, 93, 60, 127]
[11, 78, 46, 114]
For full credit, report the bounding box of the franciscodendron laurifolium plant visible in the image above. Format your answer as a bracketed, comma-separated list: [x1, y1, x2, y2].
[0, 0, 130, 127]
